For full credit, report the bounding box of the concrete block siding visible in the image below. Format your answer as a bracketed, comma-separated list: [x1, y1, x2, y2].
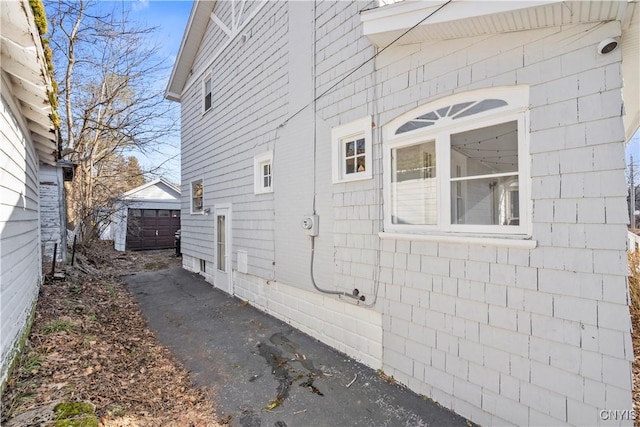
[178, 1, 633, 426]
[315, 5, 631, 426]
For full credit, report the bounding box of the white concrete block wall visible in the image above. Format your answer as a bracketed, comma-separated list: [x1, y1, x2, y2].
[234, 270, 382, 368]
[344, 21, 631, 427]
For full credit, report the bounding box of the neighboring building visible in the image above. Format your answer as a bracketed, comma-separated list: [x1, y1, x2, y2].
[167, 1, 639, 425]
[1, 0, 59, 389]
[106, 178, 181, 251]
[39, 160, 74, 262]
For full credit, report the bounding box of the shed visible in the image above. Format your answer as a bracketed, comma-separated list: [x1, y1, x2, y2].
[110, 178, 181, 251]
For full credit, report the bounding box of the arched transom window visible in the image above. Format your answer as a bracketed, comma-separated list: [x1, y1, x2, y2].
[383, 86, 530, 236]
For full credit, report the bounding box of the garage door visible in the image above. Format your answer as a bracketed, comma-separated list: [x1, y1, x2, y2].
[126, 209, 180, 251]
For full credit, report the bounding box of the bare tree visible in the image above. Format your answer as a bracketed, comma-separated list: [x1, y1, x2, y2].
[47, 0, 178, 243]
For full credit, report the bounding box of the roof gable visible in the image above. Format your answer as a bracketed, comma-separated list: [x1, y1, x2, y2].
[120, 178, 181, 201]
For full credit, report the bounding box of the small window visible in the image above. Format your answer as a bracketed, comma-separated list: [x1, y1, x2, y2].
[158, 210, 170, 217]
[171, 210, 181, 218]
[332, 116, 373, 183]
[254, 151, 273, 194]
[200, 259, 206, 273]
[130, 209, 142, 217]
[191, 179, 203, 214]
[143, 210, 157, 217]
[203, 76, 212, 112]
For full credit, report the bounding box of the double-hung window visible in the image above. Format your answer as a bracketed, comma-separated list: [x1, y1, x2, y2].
[203, 76, 212, 112]
[254, 151, 273, 194]
[384, 86, 530, 236]
[332, 116, 373, 183]
[191, 179, 203, 214]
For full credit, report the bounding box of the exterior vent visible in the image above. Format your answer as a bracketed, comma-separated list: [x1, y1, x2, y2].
[237, 250, 248, 274]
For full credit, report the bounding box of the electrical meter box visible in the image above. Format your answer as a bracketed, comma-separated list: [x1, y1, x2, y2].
[301, 215, 319, 236]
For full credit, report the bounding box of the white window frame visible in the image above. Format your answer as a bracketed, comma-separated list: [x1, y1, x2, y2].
[331, 116, 373, 183]
[191, 178, 204, 214]
[203, 75, 212, 113]
[254, 151, 273, 194]
[383, 86, 531, 237]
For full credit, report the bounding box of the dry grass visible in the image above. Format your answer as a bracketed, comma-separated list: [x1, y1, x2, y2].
[1, 245, 220, 426]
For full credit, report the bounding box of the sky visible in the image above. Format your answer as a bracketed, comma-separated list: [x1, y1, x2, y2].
[87, 0, 193, 184]
[86, 0, 640, 186]
[125, 0, 193, 184]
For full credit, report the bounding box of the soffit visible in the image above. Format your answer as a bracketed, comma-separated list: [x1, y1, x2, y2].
[361, 1, 631, 47]
[165, 1, 216, 102]
[1, 0, 57, 165]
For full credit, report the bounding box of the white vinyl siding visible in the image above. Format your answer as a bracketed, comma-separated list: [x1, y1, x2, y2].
[180, 1, 287, 279]
[0, 93, 42, 387]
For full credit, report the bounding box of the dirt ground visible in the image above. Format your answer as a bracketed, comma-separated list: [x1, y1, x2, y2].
[1, 241, 221, 426]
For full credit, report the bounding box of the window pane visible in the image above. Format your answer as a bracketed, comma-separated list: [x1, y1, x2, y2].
[346, 158, 355, 174]
[356, 138, 365, 154]
[158, 210, 170, 217]
[451, 121, 518, 177]
[451, 176, 519, 225]
[357, 156, 365, 172]
[171, 210, 181, 217]
[143, 210, 156, 217]
[131, 209, 142, 217]
[193, 181, 203, 197]
[204, 79, 212, 110]
[192, 180, 203, 212]
[217, 215, 226, 271]
[345, 141, 354, 157]
[453, 99, 508, 119]
[391, 141, 437, 225]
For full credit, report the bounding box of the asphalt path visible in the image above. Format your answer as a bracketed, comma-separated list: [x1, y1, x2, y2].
[125, 267, 472, 427]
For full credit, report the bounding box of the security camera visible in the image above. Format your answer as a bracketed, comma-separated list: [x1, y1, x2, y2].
[597, 37, 619, 55]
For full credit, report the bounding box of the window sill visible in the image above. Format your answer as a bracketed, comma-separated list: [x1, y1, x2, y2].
[333, 173, 372, 184]
[378, 231, 537, 249]
[254, 189, 273, 195]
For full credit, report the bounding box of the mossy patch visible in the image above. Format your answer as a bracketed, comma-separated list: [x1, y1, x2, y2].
[53, 401, 98, 427]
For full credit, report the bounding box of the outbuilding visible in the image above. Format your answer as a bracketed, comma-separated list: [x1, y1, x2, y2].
[108, 178, 181, 251]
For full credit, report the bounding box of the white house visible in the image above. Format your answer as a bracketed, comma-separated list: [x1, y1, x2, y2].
[1, 0, 59, 389]
[106, 178, 181, 251]
[167, 1, 639, 425]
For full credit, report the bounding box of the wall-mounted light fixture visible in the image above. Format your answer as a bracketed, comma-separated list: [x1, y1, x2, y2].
[203, 207, 211, 215]
[598, 37, 619, 55]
